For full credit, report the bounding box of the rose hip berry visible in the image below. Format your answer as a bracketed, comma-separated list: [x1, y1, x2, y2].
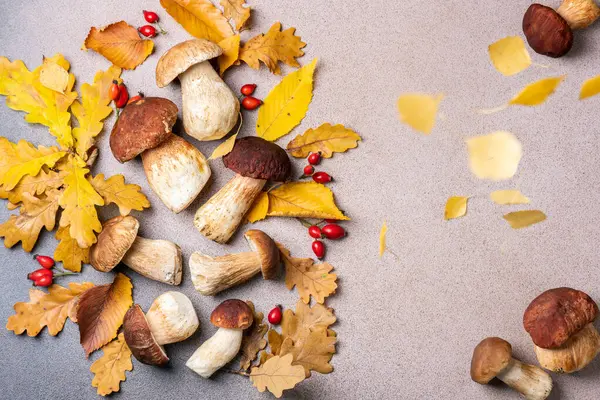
[143, 10, 160, 23]
[312, 240, 325, 259]
[312, 171, 332, 184]
[308, 152, 321, 165]
[303, 165, 315, 176]
[241, 96, 262, 110]
[127, 93, 144, 105]
[34, 255, 55, 269]
[139, 25, 157, 38]
[268, 306, 282, 325]
[28, 268, 53, 281]
[114, 84, 129, 108]
[321, 224, 346, 240]
[34, 275, 53, 287]
[308, 225, 322, 239]
[108, 80, 120, 101]
[241, 84, 257, 96]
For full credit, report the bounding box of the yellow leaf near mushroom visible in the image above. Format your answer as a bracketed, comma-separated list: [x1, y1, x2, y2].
[490, 190, 530, 205]
[39, 59, 70, 93]
[286, 123, 361, 158]
[488, 36, 532, 76]
[245, 191, 269, 223]
[266, 181, 348, 220]
[503, 210, 547, 229]
[444, 196, 469, 220]
[579, 74, 600, 100]
[160, 0, 234, 43]
[90, 332, 133, 397]
[250, 354, 305, 398]
[379, 221, 387, 258]
[54, 225, 89, 273]
[209, 133, 238, 160]
[397, 93, 443, 135]
[509, 76, 565, 106]
[220, 0, 250, 31]
[218, 35, 240, 75]
[466, 131, 522, 181]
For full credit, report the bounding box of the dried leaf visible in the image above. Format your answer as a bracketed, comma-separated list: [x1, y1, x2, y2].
[509, 76, 565, 106]
[281, 300, 336, 344]
[257, 58, 316, 141]
[280, 328, 336, 377]
[286, 123, 361, 158]
[488, 36, 531, 76]
[379, 221, 387, 258]
[397, 93, 443, 135]
[220, 0, 250, 30]
[209, 134, 238, 160]
[218, 35, 241, 75]
[466, 131, 522, 181]
[246, 191, 269, 223]
[503, 210, 547, 229]
[77, 273, 133, 356]
[160, 0, 234, 43]
[54, 225, 89, 273]
[250, 354, 305, 398]
[268, 329, 283, 355]
[90, 332, 133, 396]
[89, 173, 150, 216]
[6, 282, 95, 336]
[490, 190, 530, 205]
[83, 21, 154, 70]
[0, 169, 65, 205]
[240, 301, 268, 371]
[266, 182, 348, 220]
[39, 59, 69, 93]
[580, 74, 600, 100]
[444, 196, 469, 220]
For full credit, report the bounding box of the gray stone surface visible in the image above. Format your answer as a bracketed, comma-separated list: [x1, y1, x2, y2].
[1, 0, 600, 399]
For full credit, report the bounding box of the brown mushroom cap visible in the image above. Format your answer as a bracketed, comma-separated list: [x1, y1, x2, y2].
[123, 305, 169, 366]
[523, 4, 574, 58]
[470, 337, 512, 384]
[223, 137, 291, 181]
[110, 97, 178, 163]
[523, 287, 598, 349]
[244, 230, 280, 280]
[156, 39, 223, 88]
[90, 215, 139, 272]
[210, 299, 253, 330]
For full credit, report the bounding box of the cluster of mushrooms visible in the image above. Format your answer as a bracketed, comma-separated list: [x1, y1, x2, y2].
[471, 287, 600, 399]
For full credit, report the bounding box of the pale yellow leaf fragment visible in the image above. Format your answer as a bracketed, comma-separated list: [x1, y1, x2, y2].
[488, 36, 531, 76]
[466, 131, 522, 181]
[503, 210, 546, 229]
[39, 60, 69, 93]
[397, 93, 443, 135]
[444, 196, 469, 220]
[509, 76, 565, 106]
[209, 134, 237, 160]
[379, 221, 387, 257]
[246, 192, 269, 223]
[218, 35, 240, 75]
[579, 75, 600, 100]
[490, 190, 530, 205]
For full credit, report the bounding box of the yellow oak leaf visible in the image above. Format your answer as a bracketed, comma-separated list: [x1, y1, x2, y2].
[209, 133, 238, 160]
[397, 93, 443, 135]
[0, 169, 65, 205]
[250, 354, 305, 398]
[444, 196, 469, 220]
[6, 281, 95, 336]
[488, 36, 532, 76]
[54, 225, 90, 273]
[240, 301, 268, 371]
[490, 190, 530, 205]
[77, 273, 133, 356]
[39, 58, 69, 93]
[266, 181, 348, 220]
[379, 221, 387, 258]
[89, 173, 149, 216]
[286, 123, 361, 158]
[503, 210, 547, 229]
[160, 0, 234, 43]
[580, 74, 600, 100]
[220, 0, 250, 30]
[90, 332, 133, 396]
[281, 300, 336, 344]
[240, 22, 306, 74]
[280, 328, 336, 377]
[218, 35, 241, 75]
[83, 21, 154, 70]
[466, 131, 522, 181]
[246, 191, 269, 223]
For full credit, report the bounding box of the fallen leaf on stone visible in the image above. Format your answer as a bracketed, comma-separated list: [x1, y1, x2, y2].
[488, 36, 531, 76]
[220, 0, 250, 31]
[266, 182, 348, 220]
[39, 58, 70, 93]
[89, 173, 150, 216]
[281, 301, 336, 344]
[580, 74, 600, 100]
[268, 329, 283, 355]
[250, 354, 305, 398]
[209, 134, 238, 160]
[280, 328, 336, 377]
[160, 0, 234, 43]
[90, 332, 133, 396]
[0, 168, 65, 205]
[54, 225, 89, 272]
[379, 221, 387, 258]
[240, 301, 268, 371]
[480, 76, 565, 113]
[490, 190, 530, 205]
[246, 191, 269, 223]
[466, 131, 522, 181]
[218, 35, 240, 75]
[503, 210, 547, 229]
[286, 123, 361, 158]
[444, 196, 469, 220]
[397, 93, 443, 135]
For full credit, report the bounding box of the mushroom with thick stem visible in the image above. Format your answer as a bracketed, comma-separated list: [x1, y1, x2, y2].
[186, 299, 253, 378]
[156, 39, 239, 141]
[90, 215, 183, 285]
[194, 137, 291, 243]
[189, 230, 280, 295]
[523, 287, 600, 373]
[471, 337, 553, 400]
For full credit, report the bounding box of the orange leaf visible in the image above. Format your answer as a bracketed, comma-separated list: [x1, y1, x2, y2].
[218, 35, 241, 75]
[220, 0, 250, 31]
[160, 0, 234, 43]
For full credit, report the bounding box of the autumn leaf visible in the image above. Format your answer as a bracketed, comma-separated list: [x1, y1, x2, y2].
[218, 35, 241, 75]
[503, 210, 547, 229]
[39, 58, 70, 93]
[444, 196, 469, 220]
[83, 21, 154, 70]
[239, 22, 306, 74]
[209, 134, 238, 160]
[488, 36, 532, 76]
[280, 328, 336, 377]
[160, 0, 234, 43]
[397, 93, 443, 135]
[266, 182, 348, 220]
[246, 191, 269, 223]
[580, 74, 600, 100]
[77, 273, 133, 356]
[89, 173, 150, 216]
[268, 329, 284, 355]
[466, 131, 522, 181]
[490, 190, 530, 205]
[240, 301, 268, 371]
[480, 76, 565, 114]
[250, 354, 305, 398]
[90, 332, 133, 396]
[286, 124, 361, 158]
[0, 169, 65, 205]
[6, 281, 95, 336]
[281, 300, 336, 344]
[379, 221, 387, 258]
[220, 0, 250, 30]
[54, 225, 89, 273]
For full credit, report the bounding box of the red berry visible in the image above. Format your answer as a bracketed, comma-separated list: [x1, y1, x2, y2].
[308, 152, 321, 165]
[241, 96, 262, 110]
[34, 275, 53, 287]
[143, 10, 160, 23]
[308, 225, 322, 239]
[115, 84, 129, 108]
[321, 224, 346, 240]
[325, 219, 337, 223]
[268, 306, 282, 325]
[28, 268, 53, 281]
[312, 171, 332, 184]
[108, 80, 120, 101]
[127, 93, 144, 105]
[241, 84, 257, 96]
[139, 25, 157, 38]
[303, 165, 314, 176]
[34, 255, 55, 269]
[312, 240, 325, 259]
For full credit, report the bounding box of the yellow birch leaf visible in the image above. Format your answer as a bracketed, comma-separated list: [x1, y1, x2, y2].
[280, 328, 336, 377]
[286, 123, 361, 158]
[54, 225, 90, 273]
[509, 76, 565, 106]
[503, 210, 547, 229]
[488, 36, 532, 76]
[218, 35, 240, 75]
[466, 131, 522, 181]
[160, 0, 234, 43]
[90, 333, 133, 396]
[490, 190, 530, 205]
[250, 354, 305, 398]
[209, 133, 238, 160]
[246, 191, 269, 223]
[257, 59, 317, 141]
[82, 21, 154, 70]
[444, 196, 469, 220]
[579, 75, 600, 100]
[379, 221, 387, 258]
[39, 59, 69, 93]
[266, 181, 348, 220]
[397, 93, 443, 135]
[220, 0, 250, 31]
[89, 173, 149, 216]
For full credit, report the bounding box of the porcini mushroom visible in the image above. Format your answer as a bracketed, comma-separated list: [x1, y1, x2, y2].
[194, 137, 291, 243]
[189, 230, 280, 295]
[523, 287, 600, 373]
[186, 299, 253, 378]
[156, 39, 239, 141]
[90, 215, 182, 285]
[523, 4, 574, 57]
[471, 337, 553, 400]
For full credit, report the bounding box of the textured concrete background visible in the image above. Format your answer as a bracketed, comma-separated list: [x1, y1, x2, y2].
[1, 0, 600, 399]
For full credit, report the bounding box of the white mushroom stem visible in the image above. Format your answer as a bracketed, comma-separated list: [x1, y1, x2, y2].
[496, 358, 553, 400]
[189, 251, 261, 295]
[122, 237, 182, 285]
[194, 174, 266, 243]
[534, 323, 600, 373]
[186, 328, 242, 378]
[557, 0, 600, 29]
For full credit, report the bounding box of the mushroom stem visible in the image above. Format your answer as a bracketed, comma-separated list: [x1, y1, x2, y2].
[194, 174, 266, 243]
[557, 0, 600, 29]
[189, 251, 261, 295]
[122, 237, 182, 285]
[534, 323, 600, 373]
[496, 358, 553, 400]
[186, 327, 242, 378]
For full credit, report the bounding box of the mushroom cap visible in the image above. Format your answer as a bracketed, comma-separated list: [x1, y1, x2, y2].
[210, 299, 253, 330]
[156, 39, 223, 87]
[244, 230, 280, 280]
[110, 97, 178, 163]
[123, 304, 169, 366]
[146, 291, 199, 345]
[90, 215, 139, 272]
[470, 337, 512, 384]
[523, 4, 573, 58]
[223, 136, 291, 181]
[523, 287, 598, 349]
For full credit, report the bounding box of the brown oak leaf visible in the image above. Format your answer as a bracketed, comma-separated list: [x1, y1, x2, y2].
[281, 300, 336, 344]
[240, 301, 268, 371]
[280, 328, 336, 377]
[250, 354, 305, 398]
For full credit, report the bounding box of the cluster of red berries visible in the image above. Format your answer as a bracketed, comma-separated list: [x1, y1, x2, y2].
[302, 152, 333, 184]
[27, 255, 76, 287]
[139, 10, 167, 38]
[306, 220, 346, 259]
[240, 84, 262, 110]
[109, 81, 143, 110]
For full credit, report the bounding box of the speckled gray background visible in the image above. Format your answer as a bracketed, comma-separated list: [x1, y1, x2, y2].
[1, 0, 600, 399]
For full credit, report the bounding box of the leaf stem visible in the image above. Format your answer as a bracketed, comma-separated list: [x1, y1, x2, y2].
[224, 369, 250, 377]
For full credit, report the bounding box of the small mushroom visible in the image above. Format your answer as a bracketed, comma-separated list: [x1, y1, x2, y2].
[523, 287, 600, 373]
[156, 39, 239, 141]
[186, 299, 253, 378]
[90, 215, 182, 285]
[194, 137, 291, 243]
[471, 337, 553, 400]
[523, 4, 574, 58]
[189, 230, 280, 295]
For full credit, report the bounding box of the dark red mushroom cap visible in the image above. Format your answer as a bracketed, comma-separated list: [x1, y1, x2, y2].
[223, 137, 291, 182]
[210, 299, 254, 330]
[523, 287, 598, 349]
[523, 4, 574, 58]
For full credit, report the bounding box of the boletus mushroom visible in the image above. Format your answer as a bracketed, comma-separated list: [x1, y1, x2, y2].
[189, 230, 280, 295]
[90, 215, 182, 285]
[471, 337, 553, 400]
[523, 287, 600, 373]
[194, 137, 291, 243]
[156, 39, 239, 141]
[186, 299, 253, 378]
